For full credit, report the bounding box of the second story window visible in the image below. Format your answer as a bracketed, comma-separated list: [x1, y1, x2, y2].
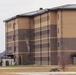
[58, 14, 59, 20]
[14, 46, 16, 52]
[58, 28, 59, 33]
[13, 23, 15, 29]
[58, 42, 59, 47]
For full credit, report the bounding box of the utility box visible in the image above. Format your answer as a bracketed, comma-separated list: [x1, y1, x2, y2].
[2, 59, 15, 66]
[73, 57, 76, 64]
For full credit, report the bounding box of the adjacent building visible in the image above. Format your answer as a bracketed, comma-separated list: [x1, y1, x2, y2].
[4, 4, 76, 65]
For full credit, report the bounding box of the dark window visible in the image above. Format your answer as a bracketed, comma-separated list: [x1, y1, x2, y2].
[13, 23, 15, 29]
[58, 14, 59, 20]
[13, 34, 16, 40]
[58, 56, 59, 61]
[13, 35, 15, 41]
[14, 46, 16, 52]
[58, 42, 59, 47]
[47, 15, 49, 21]
[58, 28, 59, 33]
[17, 45, 18, 48]
[50, 25, 57, 37]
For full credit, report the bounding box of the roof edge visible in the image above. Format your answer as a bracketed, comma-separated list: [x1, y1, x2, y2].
[4, 9, 50, 22]
[4, 15, 29, 22]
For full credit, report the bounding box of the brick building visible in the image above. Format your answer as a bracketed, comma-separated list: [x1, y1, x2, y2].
[4, 4, 76, 65]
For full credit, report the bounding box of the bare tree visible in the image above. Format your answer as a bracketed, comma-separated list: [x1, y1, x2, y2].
[60, 46, 68, 71]
[25, 39, 30, 53]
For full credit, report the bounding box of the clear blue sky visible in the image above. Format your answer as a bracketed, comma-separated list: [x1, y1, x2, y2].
[0, 0, 76, 53]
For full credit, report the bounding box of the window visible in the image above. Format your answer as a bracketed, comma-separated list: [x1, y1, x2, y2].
[13, 34, 16, 41]
[13, 23, 15, 29]
[14, 46, 16, 52]
[58, 14, 59, 20]
[58, 56, 59, 61]
[58, 42, 59, 47]
[58, 28, 59, 33]
[47, 15, 49, 21]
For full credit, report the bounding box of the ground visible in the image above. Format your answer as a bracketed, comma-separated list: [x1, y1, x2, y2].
[0, 65, 75, 75]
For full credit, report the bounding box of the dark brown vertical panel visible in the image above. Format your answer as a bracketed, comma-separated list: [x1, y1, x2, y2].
[40, 15, 42, 65]
[50, 25, 57, 37]
[51, 52, 58, 65]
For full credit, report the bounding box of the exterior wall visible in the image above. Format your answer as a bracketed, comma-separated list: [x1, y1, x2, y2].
[34, 12, 58, 65]
[50, 12, 58, 65]
[18, 18, 29, 29]
[5, 18, 18, 55]
[5, 18, 19, 65]
[62, 10, 76, 64]
[34, 15, 41, 65]
[57, 11, 62, 65]
[5, 9, 76, 65]
[18, 17, 34, 65]
[5, 17, 34, 65]
[57, 10, 76, 65]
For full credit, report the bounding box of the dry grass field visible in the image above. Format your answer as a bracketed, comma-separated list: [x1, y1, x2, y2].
[0, 65, 75, 75]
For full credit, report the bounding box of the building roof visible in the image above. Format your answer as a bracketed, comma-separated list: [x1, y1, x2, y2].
[4, 4, 76, 22]
[19, 8, 49, 16]
[4, 8, 49, 22]
[51, 4, 76, 10]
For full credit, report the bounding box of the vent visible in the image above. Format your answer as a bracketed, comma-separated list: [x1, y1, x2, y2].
[39, 8, 43, 10]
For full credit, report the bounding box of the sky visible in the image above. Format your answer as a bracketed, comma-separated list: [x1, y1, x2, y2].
[0, 0, 76, 53]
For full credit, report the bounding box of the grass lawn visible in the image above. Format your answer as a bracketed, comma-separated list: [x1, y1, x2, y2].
[0, 65, 75, 74]
[0, 65, 75, 75]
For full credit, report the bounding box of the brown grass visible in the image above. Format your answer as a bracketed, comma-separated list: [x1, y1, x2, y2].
[0, 65, 75, 75]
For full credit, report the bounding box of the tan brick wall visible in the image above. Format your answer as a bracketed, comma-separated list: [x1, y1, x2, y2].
[34, 16, 40, 28]
[57, 11, 62, 38]
[62, 10, 76, 38]
[50, 12, 57, 25]
[5, 18, 18, 32]
[18, 17, 29, 29]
